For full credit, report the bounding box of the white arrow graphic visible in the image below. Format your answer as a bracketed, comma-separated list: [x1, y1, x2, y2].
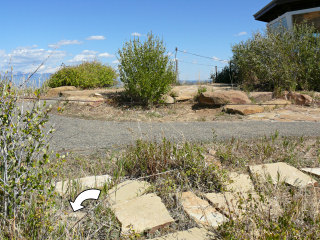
[69, 189, 101, 212]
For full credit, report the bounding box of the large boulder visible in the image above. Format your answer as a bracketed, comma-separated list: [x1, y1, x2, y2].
[198, 90, 251, 106]
[287, 92, 313, 106]
[46, 86, 77, 97]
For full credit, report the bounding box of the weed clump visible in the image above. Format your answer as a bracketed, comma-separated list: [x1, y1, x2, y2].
[115, 138, 228, 192]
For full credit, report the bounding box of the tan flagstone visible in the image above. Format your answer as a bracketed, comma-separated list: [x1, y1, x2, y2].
[180, 192, 227, 228]
[249, 162, 317, 187]
[112, 193, 174, 234]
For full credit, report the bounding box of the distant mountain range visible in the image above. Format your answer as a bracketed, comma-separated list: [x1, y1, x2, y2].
[3, 72, 52, 88]
[2, 71, 212, 88]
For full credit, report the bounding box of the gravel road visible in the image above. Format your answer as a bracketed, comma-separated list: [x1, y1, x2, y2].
[48, 114, 320, 152]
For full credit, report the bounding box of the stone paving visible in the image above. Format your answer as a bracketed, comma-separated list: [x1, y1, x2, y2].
[55, 162, 320, 239]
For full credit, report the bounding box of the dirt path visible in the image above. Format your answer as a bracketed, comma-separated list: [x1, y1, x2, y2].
[48, 114, 320, 153]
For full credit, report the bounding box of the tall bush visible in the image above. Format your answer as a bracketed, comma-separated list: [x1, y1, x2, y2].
[48, 61, 118, 89]
[232, 24, 320, 92]
[118, 32, 176, 105]
[0, 78, 57, 239]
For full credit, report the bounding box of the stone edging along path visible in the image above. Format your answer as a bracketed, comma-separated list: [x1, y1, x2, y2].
[56, 162, 319, 240]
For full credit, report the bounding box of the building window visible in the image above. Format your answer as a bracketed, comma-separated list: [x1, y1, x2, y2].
[292, 11, 320, 31]
[268, 17, 288, 31]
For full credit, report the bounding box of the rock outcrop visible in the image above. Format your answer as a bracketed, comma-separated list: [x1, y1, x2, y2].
[198, 90, 251, 106]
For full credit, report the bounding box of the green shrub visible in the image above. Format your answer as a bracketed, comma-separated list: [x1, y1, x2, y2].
[0, 78, 58, 239]
[47, 61, 118, 89]
[115, 138, 227, 192]
[118, 32, 176, 105]
[232, 23, 320, 92]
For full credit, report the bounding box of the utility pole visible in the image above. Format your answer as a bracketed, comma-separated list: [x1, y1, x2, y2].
[229, 61, 233, 89]
[215, 66, 218, 83]
[175, 47, 179, 84]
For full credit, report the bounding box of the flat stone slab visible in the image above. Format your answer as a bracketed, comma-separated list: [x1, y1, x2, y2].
[151, 227, 212, 240]
[205, 192, 248, 217]
[55, 174, 112, 195]
[249, 162, 317, 187]
[180, 192, 227, 228]
[205, 192, 280, 218]
[107, 180, 151, 205]
[301, 168, 320, 177]
[112, 193, 174, 234]
[225, 172, 255, 193]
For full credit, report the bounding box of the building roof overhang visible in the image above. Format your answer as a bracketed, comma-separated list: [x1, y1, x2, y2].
[254, 0, 320, 22]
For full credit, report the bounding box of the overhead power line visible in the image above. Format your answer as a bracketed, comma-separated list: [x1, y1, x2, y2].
[176, 49, 229, 63]
[178, 60, 225, 68]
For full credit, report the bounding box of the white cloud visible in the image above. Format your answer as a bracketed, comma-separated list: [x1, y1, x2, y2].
[212, 56, 229, 63]
[235, 31, 247, 36]
[68, 54, 96, 63]
[99, 52, 114, 58]
[112, 60, 119, 64]
[48, 39, 82, 48]
[86, 35, 106, 40]
[82, 50, 98, 54]
[0, 46, 66, 73]
[68, 50, 115, 64]
[131, 32, 142, 37]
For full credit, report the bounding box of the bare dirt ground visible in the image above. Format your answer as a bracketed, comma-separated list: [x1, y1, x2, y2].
[52, 101, 244, 122]
[50, 99, 320, 123]
[44, 84, 320, 123]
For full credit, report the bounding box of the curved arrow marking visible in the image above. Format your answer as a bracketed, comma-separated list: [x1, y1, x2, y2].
[69, 189, 101, 212]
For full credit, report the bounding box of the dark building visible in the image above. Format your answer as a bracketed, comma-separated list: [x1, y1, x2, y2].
[254, 0, 320, 31]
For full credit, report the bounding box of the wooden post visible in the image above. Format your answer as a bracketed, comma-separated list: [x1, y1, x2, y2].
[229, 61, 233, 89]
[215, 66, 218, 83]
[175, 47, 179, 84]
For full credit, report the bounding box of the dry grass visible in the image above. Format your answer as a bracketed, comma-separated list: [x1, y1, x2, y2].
[3, 133, 320, 239]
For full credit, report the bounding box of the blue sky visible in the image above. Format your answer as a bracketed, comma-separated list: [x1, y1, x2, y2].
[0, 0, 270, 81]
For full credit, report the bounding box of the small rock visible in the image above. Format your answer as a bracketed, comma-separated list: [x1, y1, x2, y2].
[249, 92, 273, 103]
[150, 227, 212, 240]
[55, 174, 112, 195]
[208, 148, 216, 156]
[263, 99, 291, 111]
[46, 86, 77, 97]
[112, 193, 174, 234]
[223, 105, 264, 115]
[272, 90, 289, 100]
[162, 95, 175, 104]
[198, 90, 251, 106]
[180, 192, 227, 228]
[90, 93, 103, 98]
[249, 162, 317, 188]
[107, 180, 151, 205]
[287, 92, 313, 106]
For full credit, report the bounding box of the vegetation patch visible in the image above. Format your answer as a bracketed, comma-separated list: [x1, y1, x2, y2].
[47, 61, 118, 89]
[118, 32, 176, 106]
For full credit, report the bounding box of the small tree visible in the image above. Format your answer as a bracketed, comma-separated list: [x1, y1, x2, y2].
[118, 32, 176, 105]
